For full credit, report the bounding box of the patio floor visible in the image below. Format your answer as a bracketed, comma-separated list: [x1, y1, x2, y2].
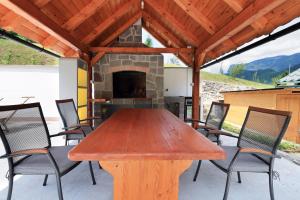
[0, 122, 299, 200]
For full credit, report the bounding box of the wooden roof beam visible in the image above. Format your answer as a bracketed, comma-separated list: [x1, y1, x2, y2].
[145, 0, 199, 46]
[173, 0, 216, 34]
[0, 0, 88, 52]
[63, 0, 106, 31]
[82, 0, 133, 44]
[197, 0, 286, 56]
[89, 47, 193, 54]
[222, 0, 271, 33]
[99, 11, 142, 46]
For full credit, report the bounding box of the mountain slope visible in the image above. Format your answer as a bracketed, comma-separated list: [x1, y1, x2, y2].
[228, 53, 300, 84]
[0, 38, 58, 65]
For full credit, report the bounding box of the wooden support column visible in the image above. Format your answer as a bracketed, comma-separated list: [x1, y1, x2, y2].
[192, 51, 206, 128]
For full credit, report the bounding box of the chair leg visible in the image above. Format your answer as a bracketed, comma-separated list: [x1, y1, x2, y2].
[65, 138, 68, 146]
[237, 172, 242, 183]
[43, 174, 48, 186]
[223, 172, 232, 200]
[269, 171, 275, 200]
[88, 161, 96, 185]
[55, 174, 63, 200]
[7, 172, 13, 200]
[193, 160, 202, 182]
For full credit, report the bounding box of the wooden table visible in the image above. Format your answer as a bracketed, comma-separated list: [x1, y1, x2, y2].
[69, 109, 225, 200]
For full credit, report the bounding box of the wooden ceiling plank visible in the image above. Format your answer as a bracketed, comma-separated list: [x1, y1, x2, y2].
[0, 0, 87, 52]
[0, 11, 19, 28]
[99, 11, 142, 46]
[63, 0, 106, 31]
[146, 0, 199, 46]
[33, 0, 52, 8]
[82, 1, 133, 44]
[222, 0, 271, 33]
[89, 47, 193, 54]
[198, 0, 286, 54]
[173, 0, 216, 34]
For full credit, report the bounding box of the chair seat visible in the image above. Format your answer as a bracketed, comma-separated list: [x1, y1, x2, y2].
[211, 146, 269, 172]
[197, 128, 219, 142]
[14, 146, 79, 175]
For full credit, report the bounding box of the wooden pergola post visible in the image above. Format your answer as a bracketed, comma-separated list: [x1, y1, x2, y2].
[192, 51, 206, 128]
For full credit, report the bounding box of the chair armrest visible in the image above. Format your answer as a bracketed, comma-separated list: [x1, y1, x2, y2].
[50, 129, 84, 138]
[190, 119, 206, 124]
[239, 148, 280, 158]
[79, 116, 101, 122]
[198, 124, 216, 130]
[0, 148, 48, 159]
[208, 129, 239, 138]
[62, 124, 81, 130]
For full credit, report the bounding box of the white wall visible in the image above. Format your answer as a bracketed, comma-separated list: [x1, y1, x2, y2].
[0, 65, 59, 118]
[164, 67, 193, 96]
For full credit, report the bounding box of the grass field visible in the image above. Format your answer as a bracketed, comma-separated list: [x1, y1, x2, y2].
[0, 38, 58, 65]
[200, 71, 274, 89]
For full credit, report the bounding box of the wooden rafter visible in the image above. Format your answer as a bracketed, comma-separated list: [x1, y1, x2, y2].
[91, 52, 106, 65]
[173, 0, 216, 34]
[62, 0, 106, 31]
[99, 11, 142, 46]
[82, 0, 133, 44]
[0, 0, 87, 52]
[89, 47, 193, 54]
[197, 0, 286, 57]
[222, 0, 269, 33]
[145, 0, 199, 46]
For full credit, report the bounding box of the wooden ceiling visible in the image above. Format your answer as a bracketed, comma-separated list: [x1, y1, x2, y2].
[0, 0, 300, 67]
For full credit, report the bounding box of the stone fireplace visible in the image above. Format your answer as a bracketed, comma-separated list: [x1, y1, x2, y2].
[93, 20, 164, 107]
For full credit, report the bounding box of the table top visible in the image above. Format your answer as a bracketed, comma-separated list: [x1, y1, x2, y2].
[69, 109, 225, 161]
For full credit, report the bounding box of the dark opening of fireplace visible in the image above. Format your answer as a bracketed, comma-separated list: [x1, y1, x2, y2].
[113, 71, 146, 98]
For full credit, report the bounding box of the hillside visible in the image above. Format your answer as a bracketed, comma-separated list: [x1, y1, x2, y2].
[0, 38, 58, 65]
[228, 53, 300, 84]
[201, 71, 273, 89]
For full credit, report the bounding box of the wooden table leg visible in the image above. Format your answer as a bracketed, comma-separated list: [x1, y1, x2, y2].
[100, 160, 193, 200]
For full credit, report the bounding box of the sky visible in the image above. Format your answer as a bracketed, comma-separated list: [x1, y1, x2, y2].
[142, 17, 300, 73]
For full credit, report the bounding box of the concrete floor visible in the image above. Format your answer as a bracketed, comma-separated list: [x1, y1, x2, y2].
[1, 122, 300, 200]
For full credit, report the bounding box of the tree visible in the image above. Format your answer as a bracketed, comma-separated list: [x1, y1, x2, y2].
[228, 64, 245, 78]
[170, 57, 180, 65]
[272, 71, 289, 86]
[219, 66, 224, 75]
[144, 36, 153, 47]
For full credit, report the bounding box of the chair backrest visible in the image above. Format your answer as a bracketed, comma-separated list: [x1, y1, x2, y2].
[205, 102, 230, 129]
[56, 99, 79, 129]
[0, 103, 50, 164]
[238, 106, 291, 163]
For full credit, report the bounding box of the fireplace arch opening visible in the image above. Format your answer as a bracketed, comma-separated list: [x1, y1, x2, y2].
[113, 71, 146, 98]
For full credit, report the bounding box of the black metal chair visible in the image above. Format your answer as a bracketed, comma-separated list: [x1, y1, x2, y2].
[192, 101, 230, 144]
[194, 106, 291, 200]
[55, 99, 101, 145]
[192, 102, 230, 181]
[0, 103, 96, 200]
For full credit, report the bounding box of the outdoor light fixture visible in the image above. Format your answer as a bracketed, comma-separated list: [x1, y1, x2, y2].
[141, 0, 144, 9]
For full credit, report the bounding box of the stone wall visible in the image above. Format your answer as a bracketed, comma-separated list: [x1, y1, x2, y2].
[94, 53, 164, 107]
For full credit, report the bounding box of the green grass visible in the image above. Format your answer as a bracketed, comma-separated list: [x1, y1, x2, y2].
[0, 38, 58, 65]
[200, 71, 274, 89]
[222, 122, 300, 152]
